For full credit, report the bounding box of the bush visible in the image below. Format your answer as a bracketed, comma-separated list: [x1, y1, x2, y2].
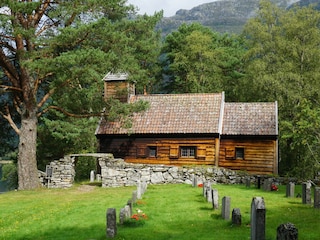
[1, 163, 18, 190]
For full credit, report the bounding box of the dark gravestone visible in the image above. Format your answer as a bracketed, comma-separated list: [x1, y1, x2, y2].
[232, 208, 241, 226]
[286, 182, 295, 198]
[251, 197, 266, 240]
[314, 187, 320, 208]
[276, 222, 298, 240]
[106, 208, 117, 238]
[302, 182, 311, 204]
[221, 196, 231, 220]
[257, 176, 261, 189]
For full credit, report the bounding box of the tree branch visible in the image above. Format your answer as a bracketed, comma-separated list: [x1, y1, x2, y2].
[0, 105, 21, 135]
[38, 105, 104, 118]
[0, 85, 23, 92]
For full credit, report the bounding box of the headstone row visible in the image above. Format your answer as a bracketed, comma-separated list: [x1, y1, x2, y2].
[286, 182, 320, 208]
[106, 181, 148, 238]
[200, 183, 302, 239]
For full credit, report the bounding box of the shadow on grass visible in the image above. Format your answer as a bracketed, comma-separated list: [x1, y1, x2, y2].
[17, 225, 106, 240]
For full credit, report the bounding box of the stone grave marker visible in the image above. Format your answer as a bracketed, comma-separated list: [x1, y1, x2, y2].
[192, 174, 198, 188]
[221, 196, 231, 220]
[127, 199, 133, 216]
[286, 182, 295, 198]
[119, 208, 126, 225]
[90, 170, 95, 182]
[207, 187, 213, 203]
[246, 178, 251, 188]
[302, 182, 311, 204]
[106, 208, 117, 238]
[124, 205, 131, 219]
[137, 181, 142, 199]
[263, 178, 273, 191]
[314, 187, 320, 208]
[212, 189, 219, 210]
[251, 197, 266, 240]
[276, 222, 298, 240]
[203, 182, 208, 197]
[232, 208, 241, 226]
[132, 190, 137, 204]
[257, 176, 261, 189]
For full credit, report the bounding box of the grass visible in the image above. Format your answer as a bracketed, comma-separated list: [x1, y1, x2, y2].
[0, 183, 319, 240]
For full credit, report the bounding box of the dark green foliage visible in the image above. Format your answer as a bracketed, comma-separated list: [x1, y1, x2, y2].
[74, 157, 97, 182]
[160, 23, 245, 97]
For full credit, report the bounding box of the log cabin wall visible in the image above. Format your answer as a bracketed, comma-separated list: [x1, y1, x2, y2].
[99, 136, 216, 166]
[219, 138, 277, 175]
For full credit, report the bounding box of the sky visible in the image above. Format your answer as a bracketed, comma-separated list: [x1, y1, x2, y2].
[127, 0, 216, 17]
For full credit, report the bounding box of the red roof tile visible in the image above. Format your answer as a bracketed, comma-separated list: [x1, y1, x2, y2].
[222, 102, 278, 135]
[96, 93, 223, 135]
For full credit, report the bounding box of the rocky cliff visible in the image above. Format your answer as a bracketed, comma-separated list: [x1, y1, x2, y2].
[157, 0, 301, 35]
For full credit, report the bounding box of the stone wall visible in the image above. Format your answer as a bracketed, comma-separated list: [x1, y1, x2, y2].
[39, 154, 258, 188]
[99, 156, 250, 187]
[40, 155, 76, 188]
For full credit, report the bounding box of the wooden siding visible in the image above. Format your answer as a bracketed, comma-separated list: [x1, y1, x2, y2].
[219, 139, 277, 175]
[104, 81, 131, 102]
[99, 137, 216, 166]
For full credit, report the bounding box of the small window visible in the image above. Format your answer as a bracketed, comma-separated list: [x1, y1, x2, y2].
[148, 146, 157, 157]
[235, 147, 244, 159]
[180, 147, 196, 158]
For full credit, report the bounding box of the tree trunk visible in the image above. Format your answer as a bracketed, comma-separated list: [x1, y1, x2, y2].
[18, 110, 40, 190]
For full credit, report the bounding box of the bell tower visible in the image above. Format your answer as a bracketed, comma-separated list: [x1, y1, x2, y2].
[103, 72, 135, 103]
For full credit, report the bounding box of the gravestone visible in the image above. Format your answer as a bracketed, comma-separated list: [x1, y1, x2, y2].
[212, 189, 219, 210]
[207, 188, 213, 203]
[90, 170, 95, 182]
[137, 181, 142, 199]
[132, 191, 137, 204]
[96, 174, 101, 182]
[263, 178, 273, 191]
[127, 199, 133, 216]
[124, 205, 131, 219]
[246, 178, 251, 188]
[257, 176, 261, 189]
[106, 208, 117, 238]
[314, 187, 320, 208]
[251, 197, 266, 240]
[232, 208, 241, 226]
[221, 196, 231, 220]
[286, 182, 295, 198]
[203, 182, 210, 197]
[119, 208, 126, 225]
[276, 222, 298, 240]
[302, 182, 311, 204]
[192, 174, 198, 188]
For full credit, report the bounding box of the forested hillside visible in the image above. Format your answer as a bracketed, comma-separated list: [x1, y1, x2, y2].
[157, 0, 300, 35]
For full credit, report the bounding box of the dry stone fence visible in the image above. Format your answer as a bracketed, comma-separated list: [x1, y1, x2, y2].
[39, 153, 254, 188]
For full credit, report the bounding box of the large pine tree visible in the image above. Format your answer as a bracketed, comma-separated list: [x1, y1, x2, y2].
[0, 1, 161, 190]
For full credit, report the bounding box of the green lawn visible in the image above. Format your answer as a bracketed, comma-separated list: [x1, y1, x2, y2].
[0, 183, 319, 240]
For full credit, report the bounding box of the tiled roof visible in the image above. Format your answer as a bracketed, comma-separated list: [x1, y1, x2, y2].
[96, 93, 223, 135]
[222, 102, 278, 136]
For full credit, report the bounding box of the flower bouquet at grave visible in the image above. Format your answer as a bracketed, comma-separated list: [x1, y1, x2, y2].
[124, 208, 148, 227]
